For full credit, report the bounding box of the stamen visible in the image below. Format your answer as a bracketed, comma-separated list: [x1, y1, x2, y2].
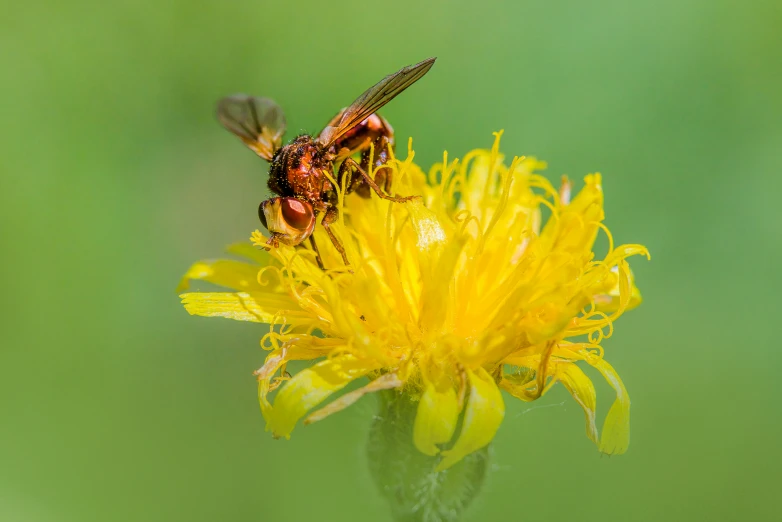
[260, 331, 285, 351]
[482, 130, 505, 204]
[366, 142, 376, 180]
[438, 156, 460, 202]
[528, 175, 560, 205]
[594, 221, 615, 258]
[536, 196, 560, 225]
[580, 300, 596, 316]
[453, 209, 483, 241]
[478, 155, 522, 254]
[386, 138, 414, 190]
[303, 323, 323, 336]
[573, 343, 605, 359]
[447, 148, 482, 204]
[427, 151, 447, 187]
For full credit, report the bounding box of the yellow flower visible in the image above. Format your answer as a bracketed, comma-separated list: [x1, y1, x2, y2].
[178, 132, 649, 470]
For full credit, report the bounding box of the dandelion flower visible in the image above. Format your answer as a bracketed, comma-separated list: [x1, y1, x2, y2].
[178, 131, 649, 517]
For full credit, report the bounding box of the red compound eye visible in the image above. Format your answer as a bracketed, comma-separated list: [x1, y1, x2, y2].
[280, 198, 314, 230]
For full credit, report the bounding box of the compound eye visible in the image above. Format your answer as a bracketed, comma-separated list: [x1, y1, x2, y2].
[280, 198, 315, 230]
[258, 202, 269, 230]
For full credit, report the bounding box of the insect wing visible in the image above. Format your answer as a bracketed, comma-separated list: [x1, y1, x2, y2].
[216, 95, 286, 161]
[317, 57, 436, 148]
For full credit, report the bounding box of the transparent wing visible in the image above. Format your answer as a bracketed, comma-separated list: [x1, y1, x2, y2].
[317, 57, 436, 148]
[216, 95, 286, 161]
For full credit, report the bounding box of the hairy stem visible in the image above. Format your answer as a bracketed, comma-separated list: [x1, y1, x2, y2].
[367, 390, 489, 522]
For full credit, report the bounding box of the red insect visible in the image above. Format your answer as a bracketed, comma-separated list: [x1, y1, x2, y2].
[216, 57, 436, 267]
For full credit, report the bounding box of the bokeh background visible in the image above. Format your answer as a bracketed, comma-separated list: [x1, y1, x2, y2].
[3, 0, 781, 520]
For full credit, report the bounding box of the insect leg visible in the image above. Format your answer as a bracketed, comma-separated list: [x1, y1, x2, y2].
[342, 157, 419, 203]
[320, 208, 350, 266]
[361, 134, 394, 195]
[328, 113, 395, 198]
[308, 235, 326, 270]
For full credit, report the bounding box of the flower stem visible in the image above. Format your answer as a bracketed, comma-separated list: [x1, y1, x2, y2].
[367, 390, 489, 522]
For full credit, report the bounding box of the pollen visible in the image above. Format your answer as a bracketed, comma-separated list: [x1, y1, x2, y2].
[178, 132, 649, 470]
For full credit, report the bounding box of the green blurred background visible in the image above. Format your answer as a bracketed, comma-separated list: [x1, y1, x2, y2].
[2, 0, 780, 520]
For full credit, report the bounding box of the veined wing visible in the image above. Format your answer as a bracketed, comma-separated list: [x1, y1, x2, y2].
[317, 57, 436, 148]
[216, 95, 286, 161]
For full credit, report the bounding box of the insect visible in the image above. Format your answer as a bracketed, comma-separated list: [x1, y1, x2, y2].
[216, 57, 436, 268]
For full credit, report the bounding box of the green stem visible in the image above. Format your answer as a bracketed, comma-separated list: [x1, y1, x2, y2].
[367, 390, 489, 522]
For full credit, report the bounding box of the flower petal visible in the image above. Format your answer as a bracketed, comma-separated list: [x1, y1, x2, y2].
[587, 356, 630, 454]
[540, 173, 604, 255]
[419, 236, 466, 334]
[557, 363, 599, 445]
[255, 341, 343, 421]
[437, 368, 504, 471]
[408, 202, 449, 251]
[255, 349, 287, 417]
[176, 259, 264, 293]
[592, 264, 643, 313]
[267, 355, 381, 438]
[413, 375, 459, 456]
[180, 292, 302, 323]
[304, 372, 402, 425]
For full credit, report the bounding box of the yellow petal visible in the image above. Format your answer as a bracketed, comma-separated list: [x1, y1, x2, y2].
[407, 200, 449, 256]
[587, 356, 630, 454]
[413, 375, 459, 456]
[180, 292, 302, 323]
[540, 173, 604, 254]
[557, 363, 599, 445]
[255, 341, 341, 421]
[255, 349, 287, 417]
[176, 259, 263, 293]
[437, 368, 504, 471]
[418, 236, 465, 334]
[568, 173, 604, 215]
[593, 264, 643, 313]
[267, 355, 381, 438]
[304, 372, 402, 425]
[585, 245, 649, 315]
